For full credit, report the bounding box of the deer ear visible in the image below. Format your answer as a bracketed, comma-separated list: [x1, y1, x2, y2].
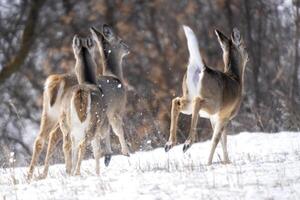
[86, 36, 94, 48]
[231, 27, 241, 45]
[73, 35, 81, 48]
[215, 29, 229, 50]
[102, 24, 114, 39]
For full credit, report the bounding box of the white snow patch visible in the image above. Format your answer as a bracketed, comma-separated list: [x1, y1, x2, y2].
[1, 132, 300, 200]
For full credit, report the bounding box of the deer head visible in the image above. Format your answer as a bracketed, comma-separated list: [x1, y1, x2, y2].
[90, 24, 129, 61]
[215, 28, 248, 80]
[72, 35, 97, 84]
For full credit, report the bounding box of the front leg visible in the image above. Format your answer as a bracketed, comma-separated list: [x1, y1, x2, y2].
[207, 119, 228, 165]
[220, 129, 231, 164]
[183, 97, 204, 152]
[165, 96, 188, 152]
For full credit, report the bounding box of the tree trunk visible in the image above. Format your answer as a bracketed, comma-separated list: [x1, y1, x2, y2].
[290, 0, 300, 106]
[0, 0, 46, 84]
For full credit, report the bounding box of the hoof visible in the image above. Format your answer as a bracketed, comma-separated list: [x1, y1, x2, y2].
[121, 148, 130, 157]
[27, 173, 33, 181]
[207, 161, 212, 166]
[74, 171, 81, 176]
[37, 173, 47, 180]
[221, 160, 231, 165]
[66, 169, 72, 175]
[183, 141, 192, 153]
[104, 154, 112, 167]
[122, 151, 130, 157]
[164, 141, 174, 152]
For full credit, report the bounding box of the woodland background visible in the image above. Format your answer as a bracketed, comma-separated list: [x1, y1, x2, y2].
[0, 0, 299, 166]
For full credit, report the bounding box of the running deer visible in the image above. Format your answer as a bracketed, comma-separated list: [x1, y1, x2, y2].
[60, 35, 109, 175]
[165, 26, 248, 165]
[27, 24, 130, 179]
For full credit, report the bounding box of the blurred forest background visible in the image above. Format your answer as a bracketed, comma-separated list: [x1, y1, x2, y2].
[0, 0, 299, 166]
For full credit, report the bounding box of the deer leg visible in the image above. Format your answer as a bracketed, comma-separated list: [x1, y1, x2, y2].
[207, 119, 228, 165]
[74, 122, 96, 176]
[210, 118, 231, 163]
[109, 115, 129, 156]
[91, 136, 101, 175]
[40, 124, 62, 179]
[98, 120, 112, 167]
[183, 97, 203, 152]
[103, 128, 113, 167]
[27, 115, 54, 180]
[74, 138, 88, 176]
[62, 133, 72, 175]
[220, 129, 230, 164]
[165, 96, 188, 152]
[59, 116, 72, 175]
[71, 137, 80, 174]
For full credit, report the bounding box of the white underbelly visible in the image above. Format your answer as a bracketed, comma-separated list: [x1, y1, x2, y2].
[181, 100, 210, 119]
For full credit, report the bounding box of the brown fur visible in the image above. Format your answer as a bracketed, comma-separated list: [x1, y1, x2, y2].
[46, 75, 63, 107]
[73, 87, 88, 122]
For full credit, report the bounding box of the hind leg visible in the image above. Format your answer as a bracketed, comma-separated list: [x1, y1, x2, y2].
[165, 97, 188, 152]
[183, 97, 204, 152]
[74, 138, 88, 176]
[60, 115, 72, 175]
[40, 124, 62, 179]
[62, 133, 72, 175]
[100, 122, 113, 167]
[109, 115, 129, 156]
[91, 135, 101, 175]
[27, 114, 55, 180]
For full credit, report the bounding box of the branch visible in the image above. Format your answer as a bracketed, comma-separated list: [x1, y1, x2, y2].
[0, 0, 46, 84]
[0, 135, 32, 156]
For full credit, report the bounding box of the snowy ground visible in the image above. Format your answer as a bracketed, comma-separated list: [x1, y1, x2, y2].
[0, 132, 300, 200]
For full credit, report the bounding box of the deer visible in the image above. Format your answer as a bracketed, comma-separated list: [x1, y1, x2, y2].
[59, 35, 111, 175]
[165, 25, 248, 165]
[89, 25, 130, 157]
[27, 24, 130, 179]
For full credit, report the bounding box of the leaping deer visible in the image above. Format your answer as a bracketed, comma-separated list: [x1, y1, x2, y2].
[27, 24, 130, 179]
[165, 25, 248, 165]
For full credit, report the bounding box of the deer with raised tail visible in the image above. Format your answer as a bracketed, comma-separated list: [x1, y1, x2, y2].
[165, 25, 248, 165]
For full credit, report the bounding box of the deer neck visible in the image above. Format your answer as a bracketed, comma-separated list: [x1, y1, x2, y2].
[76, 48, 97, 85]
[223, 50, 243, 83]
[103, 52, 124, 82]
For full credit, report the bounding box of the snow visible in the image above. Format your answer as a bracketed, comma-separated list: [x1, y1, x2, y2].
[1, 132, 300, 200]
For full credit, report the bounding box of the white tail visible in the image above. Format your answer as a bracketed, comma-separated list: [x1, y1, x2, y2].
[183, 25, 204, 70]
